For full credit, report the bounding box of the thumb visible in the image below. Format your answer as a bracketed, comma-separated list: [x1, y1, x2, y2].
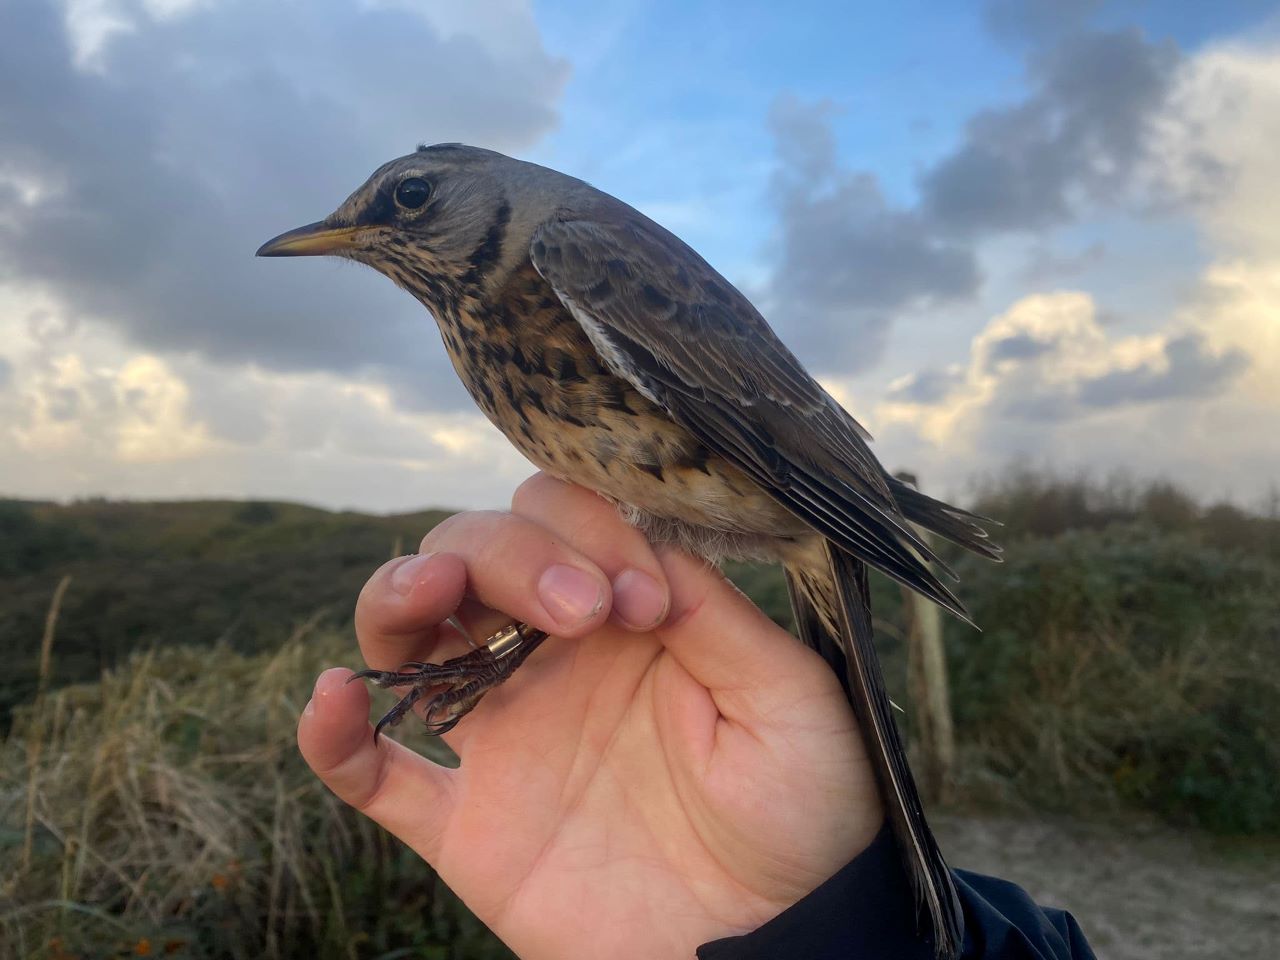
[297, 667, 457, 862]
[655, 549, 848, 726]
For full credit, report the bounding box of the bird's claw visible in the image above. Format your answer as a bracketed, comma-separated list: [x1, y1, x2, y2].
[348, 623, 549, 741]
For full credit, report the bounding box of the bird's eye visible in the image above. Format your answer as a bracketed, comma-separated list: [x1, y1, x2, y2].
[394, 177, 432, 210]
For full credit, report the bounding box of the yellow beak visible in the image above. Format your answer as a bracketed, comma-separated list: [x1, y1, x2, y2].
[256, 221, 366, 257]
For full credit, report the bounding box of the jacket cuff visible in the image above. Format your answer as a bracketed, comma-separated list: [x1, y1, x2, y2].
[696, 822, 937, 960]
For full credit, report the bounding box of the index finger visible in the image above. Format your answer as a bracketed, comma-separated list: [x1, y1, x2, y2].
[353, 551, 470, 674]
[354, 510, 616, 674]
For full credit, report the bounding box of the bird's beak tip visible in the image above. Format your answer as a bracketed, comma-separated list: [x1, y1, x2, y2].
[256, 221, 360, 258]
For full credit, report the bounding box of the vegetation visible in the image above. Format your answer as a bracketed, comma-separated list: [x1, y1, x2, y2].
[947, 470, 1280, 834]
[2, 471, 1278, 956]
[948, 524, 1279, 833]
[2, 627, 511, 960]
[0, 499, 451, 731]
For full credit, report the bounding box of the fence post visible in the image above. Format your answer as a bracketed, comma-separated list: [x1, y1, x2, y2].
[896, 473, 955, 805]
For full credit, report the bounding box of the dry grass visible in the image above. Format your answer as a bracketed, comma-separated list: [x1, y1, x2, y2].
[21, 574, 72, 874]
[0, 621, 505, 960]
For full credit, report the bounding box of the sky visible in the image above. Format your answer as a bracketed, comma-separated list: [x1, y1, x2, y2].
[2, 0, 1279, 512]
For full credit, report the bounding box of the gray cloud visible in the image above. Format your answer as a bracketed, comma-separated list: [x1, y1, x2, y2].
[886, 367, 966, 405]
[0, 356, 11, 391]
[0, 0, 565, 407]
[983, 0, 1108, 46]
[1021, 241, 1107, 283]
[764, 97, 979, 370]
[983, 332, 1247, 424]
[987, 332, 1055, 363]
[886, 289, 1250, 447]
[1078, 333, 1248, 407]
[761, 25, 1181, 372]
[920, 29, 1179, 235]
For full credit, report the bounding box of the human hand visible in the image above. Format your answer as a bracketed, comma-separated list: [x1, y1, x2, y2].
[297, 473, 882, 959]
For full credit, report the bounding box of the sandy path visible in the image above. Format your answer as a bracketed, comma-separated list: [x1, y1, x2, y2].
[935, 813, 1280, 958]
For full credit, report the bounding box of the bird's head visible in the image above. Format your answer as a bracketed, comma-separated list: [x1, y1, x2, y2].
[257, 143, 555, 307]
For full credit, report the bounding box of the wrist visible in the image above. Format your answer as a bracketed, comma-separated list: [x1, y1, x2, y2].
[696, 821, 938, 960]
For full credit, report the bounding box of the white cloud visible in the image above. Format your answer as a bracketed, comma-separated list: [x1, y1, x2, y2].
[364, 0, 547, 61]
[61, 0, 135, 69]
[0, 289, 532, 510]
[1152, 40, 1280, 397]
[1153, 40, 1280, 255]
[868, 39, 1280, 503]
[875, 291, 1235, 442]
[0, 0, 563, 510]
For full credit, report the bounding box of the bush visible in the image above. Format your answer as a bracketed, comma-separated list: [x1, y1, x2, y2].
[946, 524, 1280, 833]
[0, 500, 451, 731]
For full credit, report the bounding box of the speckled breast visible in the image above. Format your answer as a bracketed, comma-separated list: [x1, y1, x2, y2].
[431, 262, 808, 556]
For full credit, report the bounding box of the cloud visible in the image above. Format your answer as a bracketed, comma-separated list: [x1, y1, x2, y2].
[984, 331, 1055, 363]
[1020, 241, 1107, 283]
[879, 291, 1248, 445]
[885, 366, 967, 406]
[865, 36, 1280, 503]
[762, 97, 979, 370]
[982, 0, 1108, 47]
[1154, 39, 1280, 257]
[1076, 333, 1247, 408]
[0, 0, 567, 509]
[760, 26, 1183, 373]
[1151, 40, 1280, 400]
[920, 29, 1180, 236]
[0, 295, 533, 509]
[0, 0, 566, 401]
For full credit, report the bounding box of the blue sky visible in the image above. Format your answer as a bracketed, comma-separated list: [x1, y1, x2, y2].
[1, 0, 1278, 510]
[532, 1, 1012, 261]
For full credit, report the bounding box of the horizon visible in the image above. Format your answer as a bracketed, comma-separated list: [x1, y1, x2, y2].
[8, 464, 1278, 519]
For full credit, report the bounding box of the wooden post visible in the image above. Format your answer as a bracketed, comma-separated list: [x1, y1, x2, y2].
[896, 473, 955, 805]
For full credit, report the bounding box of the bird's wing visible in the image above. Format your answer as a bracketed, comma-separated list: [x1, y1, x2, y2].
[530, 215, 968, 617]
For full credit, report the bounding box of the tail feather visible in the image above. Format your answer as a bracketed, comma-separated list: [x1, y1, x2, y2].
[785, 567, 852, 703]
[786, 544, 964, 959]
[888, 475, 1003, 563]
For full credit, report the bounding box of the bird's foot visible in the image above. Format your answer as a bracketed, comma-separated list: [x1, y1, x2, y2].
[348, 622, 548, 740]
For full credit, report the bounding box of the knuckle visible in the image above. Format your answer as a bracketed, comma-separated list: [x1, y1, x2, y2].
[419, 509, 507, 553]
[472, 514, 536, 572]
[510, 471, 564, 517]
[418, 513, 459, 552]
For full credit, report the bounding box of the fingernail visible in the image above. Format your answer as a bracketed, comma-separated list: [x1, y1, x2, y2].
[303, 697, 316, 717]
[391, 553, 435, 596]
[611, 569, 668, 629]
[538, 564, 604, 627]
[314, 667, 345, 697]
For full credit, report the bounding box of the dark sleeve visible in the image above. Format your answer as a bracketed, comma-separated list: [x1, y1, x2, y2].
[696, 824, 1096, 960]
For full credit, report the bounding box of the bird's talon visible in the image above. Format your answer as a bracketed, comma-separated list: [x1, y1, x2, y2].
[349, 624, 551, 739]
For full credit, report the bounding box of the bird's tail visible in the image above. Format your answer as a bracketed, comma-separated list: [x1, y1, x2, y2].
[886, 474, 1002, 563]
[785, 544, 963, 959]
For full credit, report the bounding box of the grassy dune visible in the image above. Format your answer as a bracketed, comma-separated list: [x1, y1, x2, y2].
[2, 626, 510, 960]
[2, 472, 1278, 957]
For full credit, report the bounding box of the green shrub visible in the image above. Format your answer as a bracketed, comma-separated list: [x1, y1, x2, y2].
[0, 501, 451, 731]
[947, 524, 1280, 833]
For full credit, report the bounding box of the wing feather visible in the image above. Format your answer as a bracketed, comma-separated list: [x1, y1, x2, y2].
[530, 214, 965, 614]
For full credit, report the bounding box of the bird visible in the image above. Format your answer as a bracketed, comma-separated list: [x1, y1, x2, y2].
[257, 143, 1000, 958]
